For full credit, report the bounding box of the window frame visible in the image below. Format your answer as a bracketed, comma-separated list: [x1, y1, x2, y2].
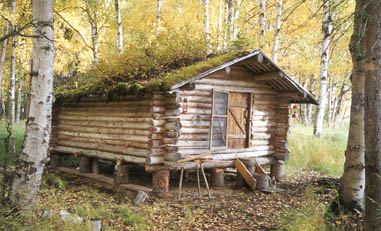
[209, 89, 229, 150]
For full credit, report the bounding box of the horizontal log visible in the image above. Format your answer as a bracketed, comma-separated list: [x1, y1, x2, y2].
[56, 140, 150, 157]
[57, 124, 151, 134]
[166, 95, 182, 104]
[180, 102, 211, 109]
[149, 127, 165, 134]
[252, 71, 283, 81]
[195, 78, 271, 89]
[167, 130, 181, 138]
[163, 156, 276, 170]
[57, 130, 149, 142]
[58, 114, 153, 122]
[164, 109, 181, 116]
[146, 156, 165, 165]
[163, 152, 182, 161]
[149, 134, 164, 140]
[51, 146, 147, 164]
[162, 138, 178, 144]
[194, 84, 277, 94]
[150, 120, 165, 126]
[178, 90, 211, 97]
[164, 122, 181, 130]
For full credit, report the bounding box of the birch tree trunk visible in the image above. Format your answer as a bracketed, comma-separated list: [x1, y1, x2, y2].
[16, 77, 22, 122]
[202, 0, 210, 48]
[272, 0, 282, 63]
[233, 0, 242, 40]
[313, 0, 332, 137]
[223, 0, 229, 49]
[228, 0, 234, 42]
[114, 0, 123, 54]
[307, 74, 316, 124]
[0, 23, 9, 117]
[8, 0, 17, 127]
[259, 0, 267, 49]
[364, 0, 381, 229]
[86, 0, 99, 65]
[217, 0, 223, 50]
[156, 0, 163, 35]
[11, 0, 54, 209]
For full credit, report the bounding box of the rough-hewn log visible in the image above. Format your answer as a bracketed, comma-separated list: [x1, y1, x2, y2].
[91, 158, 100, 174]
[270, 160, 285, 182]
[164, 109, 181, 116]
[254, 173, 271, 190]
[51, 146, 147, 164]
[164, 122, 181, 130]
[163, 152, 182, 161]
[211, 168, 224, 188]
[57, 130, 149, 142]
[79, 156, 91, 173]
[152, 170, 170, 194]
[146, 156, 165, 165]
[167, 130, 181, 138]
[114, 165, 129, 185]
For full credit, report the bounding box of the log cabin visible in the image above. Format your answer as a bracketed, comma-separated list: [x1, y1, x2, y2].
[49, 50, 317, 194]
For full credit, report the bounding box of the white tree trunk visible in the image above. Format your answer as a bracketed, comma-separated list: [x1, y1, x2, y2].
[259, 0, 267, 49]
[156, 0, 163, 35]
[217, 0, 223, 50]
[8, 0, 17, 127]
[233, 0, 242, 40]
[223, 0, 229, 49]
[11, 0, 54, 209]
[87, 0, 99, 65]
[114, 0, 123, 54]
[202, 0, 210, 45]
[339, 0, 365, 212]
[272, 0, 282, 63]
[0, 23, 9, 116]
[307, 74, 316, 124]
[16, 77, 22, 122]
[229, 0, 234, 42]
[313, 0, 332, 137]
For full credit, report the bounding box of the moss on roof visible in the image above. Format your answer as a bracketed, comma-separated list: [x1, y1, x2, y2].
[55, 49, 249, 102]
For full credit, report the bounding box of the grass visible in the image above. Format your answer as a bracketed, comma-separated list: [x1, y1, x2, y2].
[0, 120, 25, 166]
[287, 122, 348, 177]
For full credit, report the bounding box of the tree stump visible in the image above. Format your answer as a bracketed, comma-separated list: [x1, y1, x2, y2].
[236, 159, 256, 188]
[79, 156, 91, 173]
[211, 168, 225, 188]
[50, 153, 60, 168]
[270, 160, 285, 182]
[114, 165, 129, 185]
[254, 173, 271, 190]
[91, 158, 100, 175]
[152, 170, 170, 194]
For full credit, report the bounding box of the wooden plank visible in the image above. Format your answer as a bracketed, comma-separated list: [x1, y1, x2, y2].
[255, 162, 267, 175]
[229, 107, 246, 135]
[176, 151, 212, 163]
[234, 159, 257, 191]
[54, 167, 152, 192]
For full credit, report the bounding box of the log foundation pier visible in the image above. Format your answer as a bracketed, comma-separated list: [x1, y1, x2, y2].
[152, 170, 170, 194]
[270, 160, 285, 182]
[211, 168, 225, 188]
[114, 165, 129, 184]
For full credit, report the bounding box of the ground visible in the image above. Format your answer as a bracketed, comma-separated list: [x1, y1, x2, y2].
[34, 168, 362, 231]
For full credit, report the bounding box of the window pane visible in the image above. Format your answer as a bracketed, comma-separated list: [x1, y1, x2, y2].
[214, 92, 228, 115]
[212, 117, 227, 147]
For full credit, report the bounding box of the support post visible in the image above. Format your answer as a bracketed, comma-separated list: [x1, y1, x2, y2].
[114, 165, 129, 185]
[79, 156, 91, 173]
[50, 153, 60, 168]
[152, 170, 170, 194]
[211, 168, 225, 188]
[91, 158, 100, 175]
[270, 160, 285, 182]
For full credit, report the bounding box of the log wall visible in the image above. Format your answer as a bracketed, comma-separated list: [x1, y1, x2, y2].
[169, 67, 290, 162]
[50, 94, 166, 165]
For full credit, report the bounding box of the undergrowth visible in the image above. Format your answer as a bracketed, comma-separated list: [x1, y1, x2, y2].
[287, 122, 348, 177]
[0, 120, 25, 166]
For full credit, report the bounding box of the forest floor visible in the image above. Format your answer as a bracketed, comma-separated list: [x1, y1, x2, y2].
[32, 168, 363, 230]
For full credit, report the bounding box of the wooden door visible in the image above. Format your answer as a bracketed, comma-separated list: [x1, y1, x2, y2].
[228, 92, 250, 149]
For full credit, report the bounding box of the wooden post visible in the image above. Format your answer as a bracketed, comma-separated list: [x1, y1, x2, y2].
[200, 163, 211, 199]
[50, 153, 60, 168]
[152, 170, 170, 194]
[254, 174, 271, 190]
[211, 168, 224, 188]
[196, 164, 201, 197]
[270, 160, 285, 182]
[178, 168, 184, 200]
[91, 158, 100, 175]
[79, 156, 91, 173]
[236, 159, 256, 188]
[114, 165, 129, 185]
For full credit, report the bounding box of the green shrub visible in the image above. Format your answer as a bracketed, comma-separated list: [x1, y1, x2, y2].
[287, 123, 348, 177]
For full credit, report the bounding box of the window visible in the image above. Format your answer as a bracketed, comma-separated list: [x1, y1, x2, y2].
[210, 91, 228, 149]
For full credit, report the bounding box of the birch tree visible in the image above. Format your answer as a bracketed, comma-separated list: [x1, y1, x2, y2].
[84, 0, 99, 65]
[201, 0, 210, 47]
[259, 0, 267, 49]
[223, 0, 229, 49]
[313, 0, 333, 137]
[339, 0, 366, 209]
[233, 0, 242, 40]
[0, 23, 9, 117]
[228, 0, 234, 42]
[8, 0, 17, 127]
[216, 0, 223, 50]
[114, 0, 123, 54]
[364, 0, 381, 228]
[11, 0, 54, 208]
[156, 0, 163, 35]
[16, 75, 23, 122]
[272, 0, 282, 63]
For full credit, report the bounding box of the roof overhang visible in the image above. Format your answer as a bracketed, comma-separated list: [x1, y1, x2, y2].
[170, 50, 318, 104]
